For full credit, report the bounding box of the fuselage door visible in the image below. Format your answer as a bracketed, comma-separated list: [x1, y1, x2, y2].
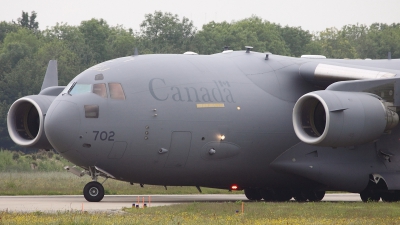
[164, 132, 192, 168]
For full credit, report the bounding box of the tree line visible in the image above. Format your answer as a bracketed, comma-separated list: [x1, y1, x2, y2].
[1, 11, 400, 150]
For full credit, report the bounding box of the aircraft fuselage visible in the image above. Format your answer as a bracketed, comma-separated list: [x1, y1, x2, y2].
[9, 50, 400, 202]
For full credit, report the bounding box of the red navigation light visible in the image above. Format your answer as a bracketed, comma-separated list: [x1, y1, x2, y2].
[231, 184, 238, 190]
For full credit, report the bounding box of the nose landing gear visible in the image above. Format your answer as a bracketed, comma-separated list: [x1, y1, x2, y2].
[81, 166, 114, 202]
[66, 165, 115, 202]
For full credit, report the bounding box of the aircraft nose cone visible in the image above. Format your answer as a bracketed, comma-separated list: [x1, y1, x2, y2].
[45, 100, 80, 153]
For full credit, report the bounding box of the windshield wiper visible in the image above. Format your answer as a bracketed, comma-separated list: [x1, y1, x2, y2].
[66, 82, 77, 95]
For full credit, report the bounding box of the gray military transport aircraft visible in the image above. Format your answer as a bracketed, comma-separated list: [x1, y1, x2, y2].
[7, 47, 400, 202]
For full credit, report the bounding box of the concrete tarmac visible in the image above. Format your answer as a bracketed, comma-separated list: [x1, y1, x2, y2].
[0, 193, 361, 213]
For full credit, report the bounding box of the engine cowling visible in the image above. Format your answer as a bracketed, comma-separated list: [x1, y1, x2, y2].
[293, 90, 398, 147]
[7, 95, 55, 149]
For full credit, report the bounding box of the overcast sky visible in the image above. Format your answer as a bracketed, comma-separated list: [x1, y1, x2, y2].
[0, 0, 399, 33]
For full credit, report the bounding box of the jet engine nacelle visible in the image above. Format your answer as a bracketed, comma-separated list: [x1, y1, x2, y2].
[7, 95, 55, 149]
[293, 90, 399, 147]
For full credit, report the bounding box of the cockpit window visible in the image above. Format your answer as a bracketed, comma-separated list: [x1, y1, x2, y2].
[93, 83, 107, 98]
[69, 84, 92, 95]
[109, 83, 126, 100]
[66, 82, 124, 100]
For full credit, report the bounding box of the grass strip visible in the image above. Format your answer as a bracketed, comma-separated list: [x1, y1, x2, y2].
[1, 202, 400, 224]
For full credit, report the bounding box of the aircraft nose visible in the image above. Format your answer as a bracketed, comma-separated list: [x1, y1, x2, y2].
[45, 100, 81, 153]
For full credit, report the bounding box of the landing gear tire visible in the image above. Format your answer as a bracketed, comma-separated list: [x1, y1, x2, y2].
[261, 189, 292, 202]
[381, 192, 400, 202]
[294, 196, 307, 202]
[294, 191, 307, 202]
[306, 190, 325, 202]
[260, 189, 275, 202]
[84, 181, 104, 202]
[360, 191, 380, 202]
[244, 188, 262, 201]
[274, 190, 292, 202]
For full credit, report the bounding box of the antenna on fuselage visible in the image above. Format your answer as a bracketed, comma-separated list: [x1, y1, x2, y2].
[245, 46, 253, 53]
[222, 46, 233, 54]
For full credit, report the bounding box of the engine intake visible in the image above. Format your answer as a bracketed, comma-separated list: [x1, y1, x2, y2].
[7, 95, 55, 149]
[293, 90, 398, 147]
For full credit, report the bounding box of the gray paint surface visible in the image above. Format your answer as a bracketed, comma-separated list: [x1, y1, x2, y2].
[7, 50, 400, 201]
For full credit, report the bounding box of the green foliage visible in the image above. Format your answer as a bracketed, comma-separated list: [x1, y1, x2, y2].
[194, 16, 290, 55]
[140, 11, 196, 54]
[278, 25, 312, 56]
[12, 152, 19, 160]
[366, 23, 400, 59]
[0, 149, 67, 172]
[79, 18, 111, 63]
[0, 21, 19, 43]
[316, 27, 358, 58]
[0, 28, 40, 75]
[1, 12, 400, 150]
[45, 22, 96, 67]
[309, 23, 400, 59]
[107, 25, 137, 58]
[15, 11, 39, 32]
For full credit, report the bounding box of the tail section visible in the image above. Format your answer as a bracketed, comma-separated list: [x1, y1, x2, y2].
[41, 60, 58, 91]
